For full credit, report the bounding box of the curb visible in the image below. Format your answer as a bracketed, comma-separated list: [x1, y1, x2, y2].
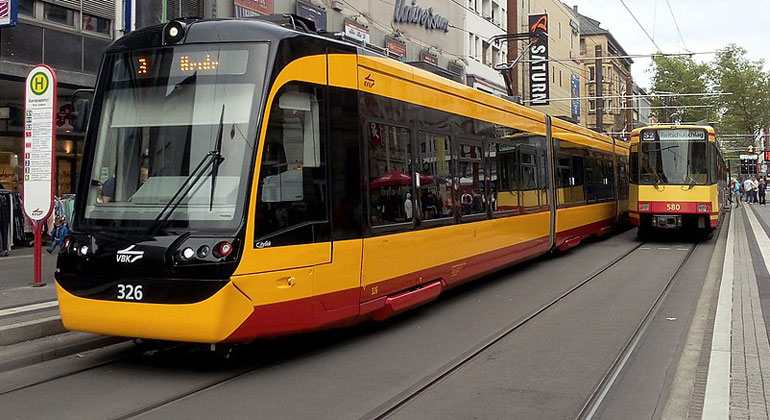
[0, 332, 127, 373]
[0, 316, 66, 347]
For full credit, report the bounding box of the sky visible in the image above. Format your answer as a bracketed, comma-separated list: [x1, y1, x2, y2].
[566, 0, 770, 90]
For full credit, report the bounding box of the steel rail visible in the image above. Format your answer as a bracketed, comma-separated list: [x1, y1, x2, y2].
[359, 239, 647, 420]
[575, 240, 701, 420]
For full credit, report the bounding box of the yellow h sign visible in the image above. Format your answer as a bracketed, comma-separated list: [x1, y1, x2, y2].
[30, 72, 49, 95]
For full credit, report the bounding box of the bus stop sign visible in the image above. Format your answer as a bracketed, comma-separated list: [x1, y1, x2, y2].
[24, 64, 57, 287]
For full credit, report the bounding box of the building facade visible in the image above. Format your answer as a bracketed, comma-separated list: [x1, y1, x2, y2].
[576, 9, 633, 136]
[632, 83, 652, 129]
[506, 0, 581, 120]
[0, 0, 115, 194]
[129, 1, 510, 95]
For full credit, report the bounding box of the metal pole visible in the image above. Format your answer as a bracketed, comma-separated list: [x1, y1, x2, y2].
[31, 221, 45, 287]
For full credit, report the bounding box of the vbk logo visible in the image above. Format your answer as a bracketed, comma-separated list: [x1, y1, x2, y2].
[116, 245, 144, 263]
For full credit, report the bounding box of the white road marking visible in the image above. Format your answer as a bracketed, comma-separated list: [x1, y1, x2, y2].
[677, 248, 690, 251]
[702, 210, 733, 420]
[0, 300, 59, 317]
[0, 254, 34, 260]
[640, 247, 651, 250]
[658, 247, 671, 250]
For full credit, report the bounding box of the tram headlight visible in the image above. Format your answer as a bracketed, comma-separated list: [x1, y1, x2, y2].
[78, 245, 89, 256]
[639, 203, 650, 211]
[179, 247, 196, 261]
[164, 20, 187, 45]
[698, 203, 709, 212]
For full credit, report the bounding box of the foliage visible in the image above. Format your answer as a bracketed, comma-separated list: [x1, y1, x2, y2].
[708, 44, 770, 141]
[649, 55, 713, 124]
[648, 44, 770, 153]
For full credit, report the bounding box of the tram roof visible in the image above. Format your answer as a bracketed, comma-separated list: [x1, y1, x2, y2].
[108, 17, 621, 149]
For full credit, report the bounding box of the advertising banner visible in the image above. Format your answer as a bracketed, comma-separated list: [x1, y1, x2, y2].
[528, 14, 549, 105]
[0, 0, 18, 28]
[571, 74, 580, 119]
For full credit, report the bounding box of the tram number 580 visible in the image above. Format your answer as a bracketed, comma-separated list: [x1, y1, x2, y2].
[666, 203, 681, 211]
[117, 284, 143, 301]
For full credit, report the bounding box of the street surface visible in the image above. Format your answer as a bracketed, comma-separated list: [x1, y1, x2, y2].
[0, 222, 732, 420]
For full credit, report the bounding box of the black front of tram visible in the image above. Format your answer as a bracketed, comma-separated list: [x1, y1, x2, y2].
[56, 20, 273, 305]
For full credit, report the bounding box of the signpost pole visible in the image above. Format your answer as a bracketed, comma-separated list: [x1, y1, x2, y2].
[32, 222, 44, 287]
[23, 64, 57, 288]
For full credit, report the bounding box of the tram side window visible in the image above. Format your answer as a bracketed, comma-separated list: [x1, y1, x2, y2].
[459, 142, 485, 216]
[520, 149, 539, 209]
[556, 154, 572, 207]
[605, 158, 615, 200]
[419, 132, 454, 220]
[585, 157, 597, 202]
[629, 146, 639, 183]
[488, 142, 519, 213]
[369, 123, 413, 226]
[255, 83, 329, 246]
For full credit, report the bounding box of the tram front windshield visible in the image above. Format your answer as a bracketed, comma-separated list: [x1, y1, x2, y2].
[639, 128, 710, 186]
[81, 43, 268, 232]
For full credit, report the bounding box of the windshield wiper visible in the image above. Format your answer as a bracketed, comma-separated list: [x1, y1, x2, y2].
[146, 106, 226, 236]
[209, 106, 226, 211]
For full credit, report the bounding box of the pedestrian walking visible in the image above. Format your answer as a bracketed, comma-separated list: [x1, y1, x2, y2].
[760, 179, 767, 205]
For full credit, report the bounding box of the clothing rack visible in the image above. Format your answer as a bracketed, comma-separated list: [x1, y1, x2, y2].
[0, 189, 14, 254]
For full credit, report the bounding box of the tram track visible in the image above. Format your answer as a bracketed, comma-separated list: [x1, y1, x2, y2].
[2, 235, 699, 420]
[356, 239, 699, 420]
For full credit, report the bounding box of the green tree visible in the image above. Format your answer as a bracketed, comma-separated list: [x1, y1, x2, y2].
[649, 55, 713, 123]
[709, 44, 770, 144]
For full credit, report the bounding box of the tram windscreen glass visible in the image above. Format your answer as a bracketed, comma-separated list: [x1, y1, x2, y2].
[81, 43, 268, 232]
[639, 128, 710, 186]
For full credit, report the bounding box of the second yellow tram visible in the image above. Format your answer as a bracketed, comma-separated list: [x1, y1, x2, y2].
[629, 125, 727, 237]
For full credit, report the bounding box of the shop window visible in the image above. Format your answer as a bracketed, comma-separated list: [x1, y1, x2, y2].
[255, 83, 329, 245]
[83, 14, 111, 35]
[368, 123, 412, 226]
[18, 0, 34, 17]
[43, 3, 75, 27]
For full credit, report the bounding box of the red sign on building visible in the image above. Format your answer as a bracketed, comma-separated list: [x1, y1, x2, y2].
[386, 37, 407, 58]
[234, 0, 273, 16]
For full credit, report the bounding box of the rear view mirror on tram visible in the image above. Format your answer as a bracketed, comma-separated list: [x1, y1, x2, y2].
[71, 88, 94, 133]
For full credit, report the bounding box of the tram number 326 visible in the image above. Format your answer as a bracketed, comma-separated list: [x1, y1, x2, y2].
[666, 203, 682, 211]
[117, 284, 143, 301]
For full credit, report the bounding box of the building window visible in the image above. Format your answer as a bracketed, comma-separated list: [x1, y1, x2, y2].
[589, 100, 596, 112]
[482, 41, 490, 66]
[82, 14, 111, 35]
[43, 3, 75, 27]
[18, 0, 34, 17]
[588, 66, 595, 81]
[559, 70, 562, 87]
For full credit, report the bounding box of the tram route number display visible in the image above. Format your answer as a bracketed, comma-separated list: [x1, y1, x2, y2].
[666, 203, 681, 211]
[23, 65, 56, 222]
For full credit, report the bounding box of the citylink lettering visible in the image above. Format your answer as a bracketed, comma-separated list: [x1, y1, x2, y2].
[393, 0, 450, 33]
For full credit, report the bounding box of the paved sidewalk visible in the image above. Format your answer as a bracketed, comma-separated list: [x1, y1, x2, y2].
[697, 205, 770, 420]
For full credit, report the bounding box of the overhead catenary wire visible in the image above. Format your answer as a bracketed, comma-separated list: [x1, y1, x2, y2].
[664, 0, 689, 52]
[617, 0, 664, 52]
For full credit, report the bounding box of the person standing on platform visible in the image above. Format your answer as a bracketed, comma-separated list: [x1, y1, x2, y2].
[745, 177, 754, 203]
[735, 179, 742, 207]
[760, 179, 767, 205]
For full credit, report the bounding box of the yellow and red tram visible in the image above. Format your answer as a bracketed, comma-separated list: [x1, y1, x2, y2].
[629, 125, 727, 237]
[56, 17, 629, 343]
